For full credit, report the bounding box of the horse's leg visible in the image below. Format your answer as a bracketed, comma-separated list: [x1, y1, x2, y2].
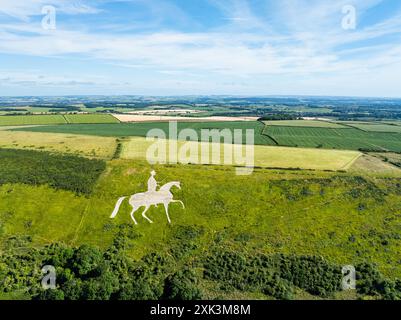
[163, 202, 171, 224]
[130, 205, 139, 225]
[171, 200, 185, 209]
[141, 206, 153, 224]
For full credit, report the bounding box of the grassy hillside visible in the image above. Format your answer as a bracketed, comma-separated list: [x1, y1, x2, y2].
[1, 154, 400, 277]
[0, 184, 88, 244]
[1, 152, 401, 299]
[71, 160, 401, 278]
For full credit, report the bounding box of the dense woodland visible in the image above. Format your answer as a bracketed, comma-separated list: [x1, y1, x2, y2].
[1, 225, 400, 300]
[0, 149, 106, 195]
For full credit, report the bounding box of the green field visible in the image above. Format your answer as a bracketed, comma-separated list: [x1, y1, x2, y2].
[15, 120, 401, 152]
[380, 121, 401, 126]
[121, 137, 361, 171]
[0, 115, 66, 126]
[343, 122, 401, 133]
[0, 129, 117, 159]
[264, 120, 346, 128]
[12, 121, 276, 145]
[0, 114, 119, 126]
[64, 114, 120, 124]
[263, 126, 401, 152]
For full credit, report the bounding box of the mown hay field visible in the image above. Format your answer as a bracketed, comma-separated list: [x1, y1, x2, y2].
[120, 137, 361, 171]
[264, 120, 346, 128]
[0, 115, 66, 126]
[343, 122, 401, 133]
[0, 114, 119, 126]
[0, 129, 117, 159]
[113, 114, 258, 122]
[64, 114, 120, 124]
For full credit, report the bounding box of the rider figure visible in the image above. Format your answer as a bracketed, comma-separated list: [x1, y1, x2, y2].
[148, 170, 158, 193]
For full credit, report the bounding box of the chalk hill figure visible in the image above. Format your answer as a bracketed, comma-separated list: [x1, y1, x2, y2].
[110, 171, 185, 225]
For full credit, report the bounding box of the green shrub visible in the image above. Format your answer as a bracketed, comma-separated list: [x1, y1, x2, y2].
[0, 149, 105, 194]
[163, 269, 203, 300]
[204, 249, 342, 298]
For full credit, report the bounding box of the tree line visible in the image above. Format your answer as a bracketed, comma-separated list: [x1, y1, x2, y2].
[1, 224, 400, 300]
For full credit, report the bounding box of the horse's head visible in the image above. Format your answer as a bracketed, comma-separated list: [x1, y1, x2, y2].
[160, 181, 181, 192]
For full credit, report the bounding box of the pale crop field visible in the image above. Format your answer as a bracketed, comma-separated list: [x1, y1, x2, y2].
[0, 129, 117, 159]
[263, 120, 346, 128]
[120, 137, 361, 171]
[343, 122, 401, 133]
[0, 114, 66, 126]
[253, 145, 361, 170]
[64, 114, 120, 124]
[113, 114, 259, 122]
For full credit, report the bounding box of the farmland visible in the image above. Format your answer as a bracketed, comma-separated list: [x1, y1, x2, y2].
[120, 137, 361, 171]
[12, 121, 276, 145]
[264, 120, 346, 128]
[64, 114, 119, 124]
[12, 119, 401, 153]
[343, 122, 401, 133]
[0, 114, 118, 126]
[0, 128, 117, 159]
[0, 115, 66, 126]
[263, 126, 401, 152]
[3, 95, 401, 121]
[113, 114, 258, 122]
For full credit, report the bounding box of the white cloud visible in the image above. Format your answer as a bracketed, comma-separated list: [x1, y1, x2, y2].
[0, 19, 399, 78]
[0, 0, 101, 20]
[0, 0, 400, 96]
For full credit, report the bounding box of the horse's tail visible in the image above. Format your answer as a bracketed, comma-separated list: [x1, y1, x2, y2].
[110, 197, 126, 218]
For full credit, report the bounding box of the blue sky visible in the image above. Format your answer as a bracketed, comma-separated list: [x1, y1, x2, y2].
[0, 0, 401, 97]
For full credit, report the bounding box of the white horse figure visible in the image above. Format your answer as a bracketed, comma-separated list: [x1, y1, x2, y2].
[110, 181, 185, 225]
